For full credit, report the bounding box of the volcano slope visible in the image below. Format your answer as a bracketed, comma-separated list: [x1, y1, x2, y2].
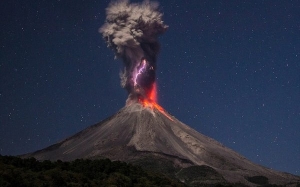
[24, 101, 300, 186]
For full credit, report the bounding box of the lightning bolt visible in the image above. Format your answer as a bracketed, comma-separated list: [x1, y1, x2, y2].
[134, 59, 147, 86]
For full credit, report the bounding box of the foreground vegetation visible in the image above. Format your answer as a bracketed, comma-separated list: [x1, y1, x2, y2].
[0, 155, 185, 187]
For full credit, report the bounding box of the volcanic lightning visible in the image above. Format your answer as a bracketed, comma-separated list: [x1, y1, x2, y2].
[100, 0, 170, 119]
[134, 58, 148, 86]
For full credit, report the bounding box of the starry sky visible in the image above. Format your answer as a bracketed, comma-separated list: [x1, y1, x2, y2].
[1, 0, 299, 175]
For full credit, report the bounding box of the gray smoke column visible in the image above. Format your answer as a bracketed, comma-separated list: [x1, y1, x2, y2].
[99, 0, 168, 100]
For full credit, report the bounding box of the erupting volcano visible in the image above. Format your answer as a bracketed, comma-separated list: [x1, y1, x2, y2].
[99, 0, 172, 121]
[99, 0, 167, 106]
[23, 0, 300, 186]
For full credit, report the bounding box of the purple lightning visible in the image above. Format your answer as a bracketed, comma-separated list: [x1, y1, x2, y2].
[134, 59, 147, 86]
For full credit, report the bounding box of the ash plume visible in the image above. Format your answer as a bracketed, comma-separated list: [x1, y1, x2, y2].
[99, 0, 168, 100]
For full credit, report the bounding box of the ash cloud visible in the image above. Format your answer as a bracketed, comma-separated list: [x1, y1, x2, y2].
[100, 0, 168, 97]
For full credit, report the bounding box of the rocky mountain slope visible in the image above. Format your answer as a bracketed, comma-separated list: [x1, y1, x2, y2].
[23, 101, 300, 186]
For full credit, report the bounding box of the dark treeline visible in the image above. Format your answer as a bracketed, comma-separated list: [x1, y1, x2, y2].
[0, 155, 186, 187]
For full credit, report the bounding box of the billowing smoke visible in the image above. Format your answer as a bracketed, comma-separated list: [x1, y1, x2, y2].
[100, 0, 168, 100]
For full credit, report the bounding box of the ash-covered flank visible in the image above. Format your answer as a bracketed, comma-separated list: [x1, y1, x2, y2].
[24, 100, 300, 186]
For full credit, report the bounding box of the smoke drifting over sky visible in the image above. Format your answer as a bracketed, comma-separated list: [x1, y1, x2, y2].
[100, 0, 168, 99]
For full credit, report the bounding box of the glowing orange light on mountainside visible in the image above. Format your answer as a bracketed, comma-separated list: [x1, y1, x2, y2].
[138, 82, 173, 121]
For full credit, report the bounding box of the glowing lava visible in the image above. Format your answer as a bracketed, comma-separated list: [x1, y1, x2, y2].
[149, 82, 157, 102]
[139, 97, 173, 121]
[137, 83, 173, 121]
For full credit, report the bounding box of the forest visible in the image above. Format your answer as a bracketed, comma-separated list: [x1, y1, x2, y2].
[0, 155, 186, 187]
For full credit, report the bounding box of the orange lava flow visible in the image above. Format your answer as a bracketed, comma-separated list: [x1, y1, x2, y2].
[139, 83, 173, 121]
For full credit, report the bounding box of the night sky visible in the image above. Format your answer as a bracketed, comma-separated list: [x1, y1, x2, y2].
[1, 0, 299, 175]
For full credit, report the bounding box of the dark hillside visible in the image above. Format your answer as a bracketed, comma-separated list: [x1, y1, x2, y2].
[0, 155, 185, 187]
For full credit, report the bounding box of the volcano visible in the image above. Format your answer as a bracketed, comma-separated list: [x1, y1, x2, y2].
[24, 99, 300, 186]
